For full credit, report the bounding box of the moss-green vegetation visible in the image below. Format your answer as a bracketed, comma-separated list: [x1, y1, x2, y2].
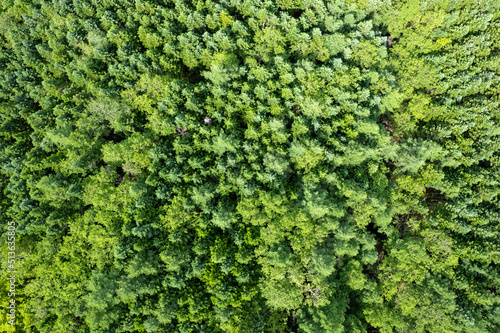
[1, 0, 499, 332]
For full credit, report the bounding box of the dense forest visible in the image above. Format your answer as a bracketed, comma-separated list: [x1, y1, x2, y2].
[0, 0, 499, 332]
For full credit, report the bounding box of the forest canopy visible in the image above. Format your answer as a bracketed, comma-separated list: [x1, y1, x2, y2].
[0, 0, 499, 332]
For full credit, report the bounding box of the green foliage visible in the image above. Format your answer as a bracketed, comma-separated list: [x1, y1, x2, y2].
[0, 0, 499, 332]
[367, 0, 500, 332]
